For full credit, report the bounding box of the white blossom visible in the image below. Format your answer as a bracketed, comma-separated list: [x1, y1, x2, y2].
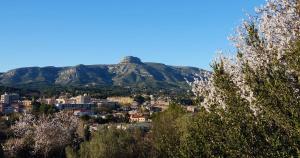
[192, 0, 300, 112]
[5, 112, 79, 157]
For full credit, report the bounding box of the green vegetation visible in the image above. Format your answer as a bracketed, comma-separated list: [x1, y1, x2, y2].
[133, 95, 146, 104]
[67, 128, 151, 158]
[151, 104, 186, 158]
[32, 103, 58, 115]
[0, 57, 205, 94]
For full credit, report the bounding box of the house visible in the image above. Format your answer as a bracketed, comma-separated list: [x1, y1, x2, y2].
[40, 98, 56, 105]
[22, 100, 33, 112]
[130, 114, 148, 123]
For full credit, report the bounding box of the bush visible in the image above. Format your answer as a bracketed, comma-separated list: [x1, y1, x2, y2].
[76, 128, 151, 158]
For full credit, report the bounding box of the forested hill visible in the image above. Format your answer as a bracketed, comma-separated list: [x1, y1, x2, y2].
[0, 56, 208, 91]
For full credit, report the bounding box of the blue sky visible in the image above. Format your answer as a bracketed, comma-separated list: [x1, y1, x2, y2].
[0, 0, 264, 72]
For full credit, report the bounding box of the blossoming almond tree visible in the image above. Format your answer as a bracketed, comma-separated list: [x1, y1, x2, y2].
[193, 0, 300, 113]
[5, 112, 79, 158]
[190, 0, 300, 156]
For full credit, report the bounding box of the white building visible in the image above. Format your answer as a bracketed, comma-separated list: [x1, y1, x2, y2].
[1, 93, 19, 104]
[76, 94, 91, 104]
[56, 103, 96, 111]
[130, 114, 148, 123]
[1, 93, 10, 104]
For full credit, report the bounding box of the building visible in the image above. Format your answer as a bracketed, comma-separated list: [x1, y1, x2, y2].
[56, 95, 76, 104]
[22, 100, 32, 107]
[76, 94, 91, 104]
[56, 97, 68, 104]
[0, 103, 13, 115]
[1, 93, 10, 104]
[1, 93, 19, 104]
[10, 93, 20, 101]
[56, 103, 96, 111]
[107, 97, 134, 106]
[130, 114, 148, 123]
[22, 100, 33, 112]
[0, 93, 20, 114]
[97, 100, 119, 110]
[56, 98, 76, 104]
[12, 102, 23, 113]
[40, 98, 56, 105]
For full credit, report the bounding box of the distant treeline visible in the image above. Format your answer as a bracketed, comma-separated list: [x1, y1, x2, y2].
[0, 83, 191, 99]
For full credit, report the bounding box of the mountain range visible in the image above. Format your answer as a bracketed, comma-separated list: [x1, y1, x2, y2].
[0, 56, 208, 91]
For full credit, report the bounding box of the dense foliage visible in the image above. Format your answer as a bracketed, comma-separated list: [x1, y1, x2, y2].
[32, 103, 58, 115]
[188, 0, 300, 157]
[65, 127, 152, 158]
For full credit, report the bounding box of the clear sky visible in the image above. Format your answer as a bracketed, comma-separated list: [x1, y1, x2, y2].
[0, 0, 264, 72]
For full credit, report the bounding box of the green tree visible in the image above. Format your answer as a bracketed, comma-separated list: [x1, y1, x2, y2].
[78, 128, 150, 158]
[151, 103, 186, 158]
[133, 95, 145, 105]
[65, 146, 78, 158]
[83, 126, 91, 142]
[188, 0, 300, 156]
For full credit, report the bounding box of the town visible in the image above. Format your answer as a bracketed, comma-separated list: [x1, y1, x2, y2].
[0, 92, 198, 130]
[1, 0, 296, 157]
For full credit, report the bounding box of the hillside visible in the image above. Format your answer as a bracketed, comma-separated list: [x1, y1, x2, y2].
[0, 56, 208, 91]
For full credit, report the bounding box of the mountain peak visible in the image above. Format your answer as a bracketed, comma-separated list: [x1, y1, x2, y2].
[0, 57, 208, 91]
[120, 56, 143, 64]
